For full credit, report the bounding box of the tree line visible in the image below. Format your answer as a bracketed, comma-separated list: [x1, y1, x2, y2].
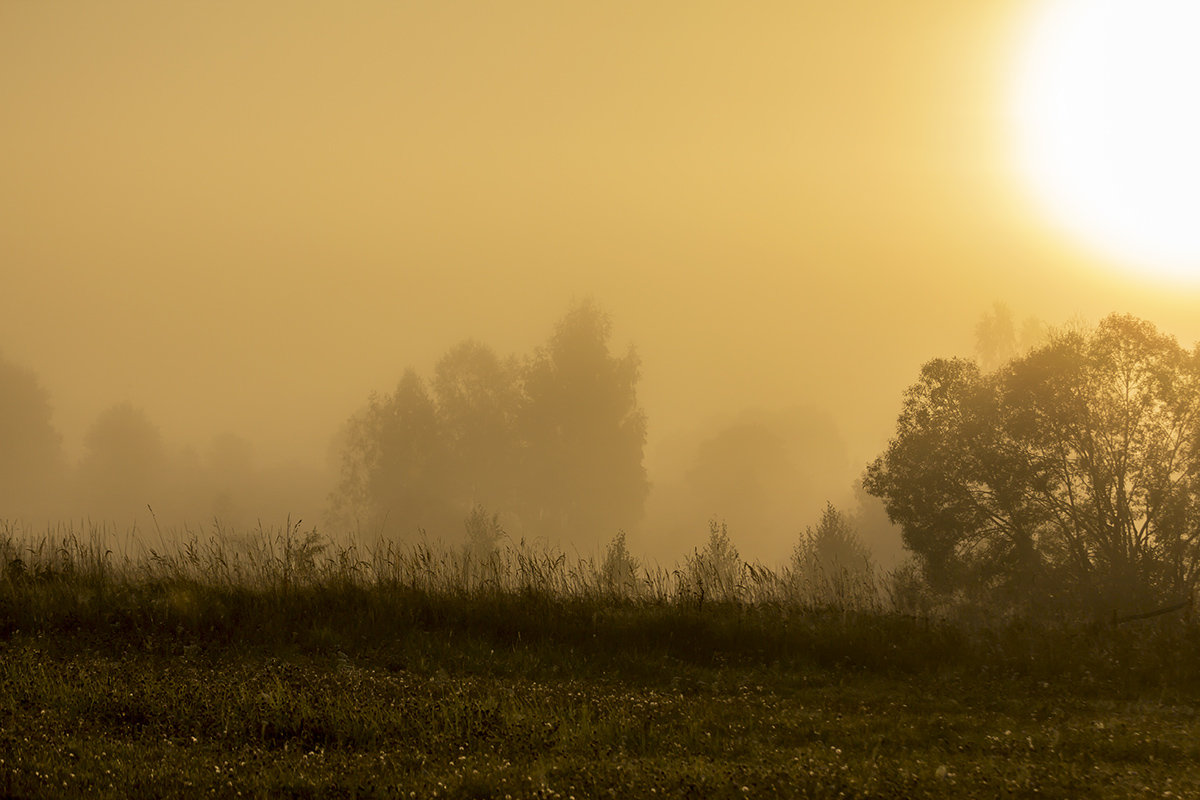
[0, 365, 307, 529]
[7, 298, 1197, 618]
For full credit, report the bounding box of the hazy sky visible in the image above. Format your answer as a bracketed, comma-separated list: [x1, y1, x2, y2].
[5, 1, 1200, 501]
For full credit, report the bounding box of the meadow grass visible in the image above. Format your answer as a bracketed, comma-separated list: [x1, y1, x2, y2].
[2, 521, 1199, 798]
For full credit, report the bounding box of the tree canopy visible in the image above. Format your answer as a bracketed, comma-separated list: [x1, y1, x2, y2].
[865, 314, 1200, 615]
[329, 300, 648, 545]
[0, 354, 65, 517]
[75, 402, 169, 521]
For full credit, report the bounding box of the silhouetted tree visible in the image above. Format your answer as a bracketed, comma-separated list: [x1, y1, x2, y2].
[432, 340, 523, 515]
[975, 302, 1046, 372]
[329, 370, 455, 535]
[866, 314, 1200, 616]
[847, 481, 906, 569]
[599, 530, 641, 596]
[521, 299, 649, 541]
[204, 432, 256, 524]
[328, 301, 649, 545]
[685, 422, 792, 528]
[75, 403, 167, 521]
[640, 406, 850, 564]
[975, 302, 1017, 372]
[463, 503, 505, 561]
[0, 354, 65, 517]
[685, 520, 743, 603]
[792, 502, 871, 580]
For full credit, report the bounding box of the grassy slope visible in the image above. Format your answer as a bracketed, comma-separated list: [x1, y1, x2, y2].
[2, 528, 1199, 798]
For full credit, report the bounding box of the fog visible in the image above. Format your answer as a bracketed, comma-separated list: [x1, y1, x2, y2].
[5, 1, 1200, 565]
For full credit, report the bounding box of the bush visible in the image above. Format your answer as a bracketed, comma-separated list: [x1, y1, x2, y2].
[683, 520, 743, 604]
[599, 530, 641, 598]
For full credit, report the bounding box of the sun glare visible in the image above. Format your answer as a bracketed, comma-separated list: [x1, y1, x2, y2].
[1012, 0, 1200, 282]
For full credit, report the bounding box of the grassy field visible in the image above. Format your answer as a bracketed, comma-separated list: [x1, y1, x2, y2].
[2, 524, 1199, 798]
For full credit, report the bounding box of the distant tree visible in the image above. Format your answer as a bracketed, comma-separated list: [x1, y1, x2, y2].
[975, 302, 1046, 372]
[975, 302, 1018, 371]
[790, 503, 875, 608]
[599, 530, 641, 597]
[1018, 315, 1047, 355]
[328, 370, 455, 535]
[432, 340, 523, 515]
[204, 432, 256, 524]
[0, 354, 65, 517]
[866, 314, 1200, 616]
[685, 520, 743, 603]
[641, 406, 850, 564]
[792, 502, 872, 580]
[328, 300, 650, 545]
[463, 503, 505, 561]
[519, 299, 649, 541]
[75, 403, 167, 521]
[847, 481, 906, 569]
[684, 422, 792, 530]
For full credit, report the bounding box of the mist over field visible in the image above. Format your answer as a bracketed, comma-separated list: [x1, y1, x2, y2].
[6, 3, 1200, 571]
[9, 4, 1200, 798]
[2, 297, 903, 567]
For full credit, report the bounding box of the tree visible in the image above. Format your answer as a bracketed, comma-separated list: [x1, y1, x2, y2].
[975, 302, 1018, 372]
[326, 300, 650, 545]
[432, 340, 523, 515]
[520, 299, 649, 541]
[684, 422, 792, 535]
[75, 403, 167, 521]
[865, 314, 1200, 615]
[790, 503, 874, 608]
[792, 502, 872, 581]
[974, 302, 1046, 372]
[0, 354, 65, 517]
[328, 369, 455, 536]
[599, 530, 641, 597]
[203, 432, 256, 525]
[684, 520, 743, 603]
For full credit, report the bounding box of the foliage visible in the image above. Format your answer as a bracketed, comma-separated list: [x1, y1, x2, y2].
[434, 340, 524, 516]
[666, 407, 850, 558]
[0, 353, 65, 517]
[5, 522, 1200, 797]
[330, 369, 455, 536]
[974, 302, 1046, 372]
[329, 301, 649, 546]
[790, 503, 875, 608]
[684, 520, 744, 603]
[461, 504, 507, 590]
[792, 502, 872, 577]
[866, 314, 1200, 616]
[599, 530, 641, 597]
[520, 299, 648, 542]
[74, 403, 168, 521]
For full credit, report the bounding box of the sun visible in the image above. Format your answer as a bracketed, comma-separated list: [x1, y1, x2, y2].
[1011, 0, 1200, 282]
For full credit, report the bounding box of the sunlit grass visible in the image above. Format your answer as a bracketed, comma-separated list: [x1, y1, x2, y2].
[2, 520, 1200, 798]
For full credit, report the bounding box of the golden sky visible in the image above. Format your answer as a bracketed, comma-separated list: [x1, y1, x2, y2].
[4, 1, 1200, 542]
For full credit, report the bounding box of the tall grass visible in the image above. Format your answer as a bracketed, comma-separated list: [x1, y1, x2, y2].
[2, 519, 1198, 689]
[1, 518, 890, 613]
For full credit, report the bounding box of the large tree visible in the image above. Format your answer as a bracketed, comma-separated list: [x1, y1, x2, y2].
[865, 314, 1200, 615]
